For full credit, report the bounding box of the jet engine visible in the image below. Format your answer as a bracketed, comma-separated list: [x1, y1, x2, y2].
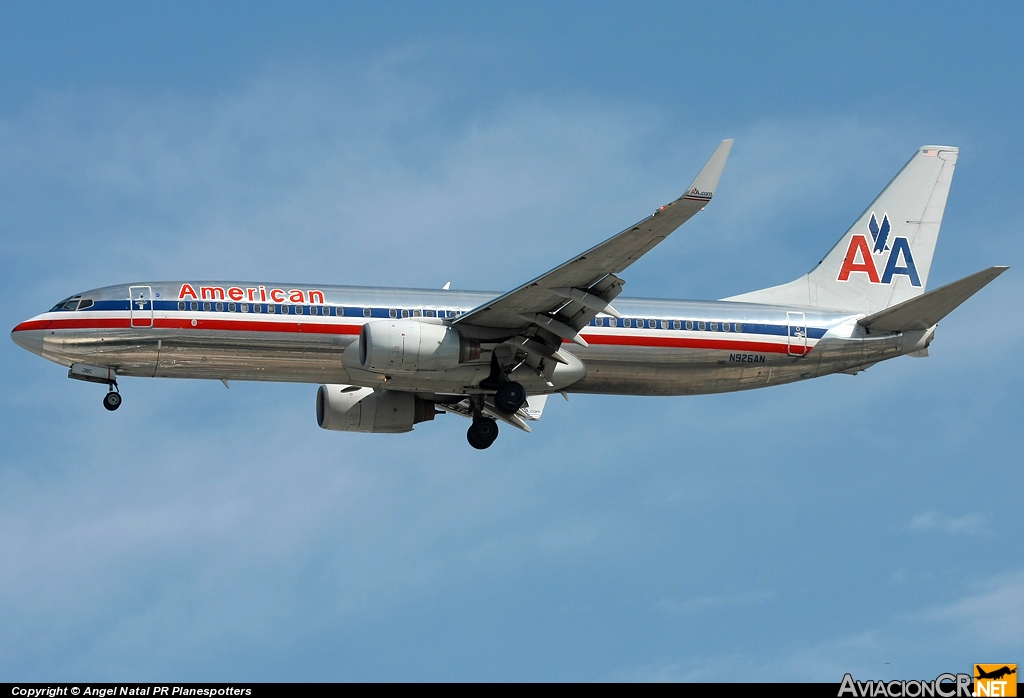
[316, 385, 436, 433]
[358, 320, 480, 374]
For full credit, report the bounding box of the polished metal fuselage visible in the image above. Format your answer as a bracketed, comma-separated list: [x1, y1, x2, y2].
[12, 281, 915, 397]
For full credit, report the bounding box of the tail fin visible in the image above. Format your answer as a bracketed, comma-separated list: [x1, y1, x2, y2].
[725, 146, 959, 313]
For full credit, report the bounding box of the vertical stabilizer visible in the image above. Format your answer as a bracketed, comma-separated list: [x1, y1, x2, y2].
[725, 146, 959, 313]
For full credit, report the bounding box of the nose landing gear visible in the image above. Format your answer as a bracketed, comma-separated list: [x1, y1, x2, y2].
[102, 386, 122, 411]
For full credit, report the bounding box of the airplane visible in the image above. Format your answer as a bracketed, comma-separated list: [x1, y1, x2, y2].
[10, 141, 1008, 449]
[976, 666, 1017, 681]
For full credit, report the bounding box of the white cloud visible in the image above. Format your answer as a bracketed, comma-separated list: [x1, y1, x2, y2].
[908, 511, 993, 537]
[921, 571, 1024, 645]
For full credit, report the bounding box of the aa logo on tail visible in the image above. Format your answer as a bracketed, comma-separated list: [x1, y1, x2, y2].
[837, 212, 921, 286]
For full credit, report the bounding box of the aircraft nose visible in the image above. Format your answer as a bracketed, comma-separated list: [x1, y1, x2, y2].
[11, 322, 44, 356]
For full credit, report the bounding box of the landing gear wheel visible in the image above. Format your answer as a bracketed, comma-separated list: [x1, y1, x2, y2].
[494, 381, 527, 414]
[467, 417, 499, 450]
[102, 391, 122, 411]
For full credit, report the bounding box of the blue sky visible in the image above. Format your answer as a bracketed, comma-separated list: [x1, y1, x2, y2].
[1, 1, 1022, 681]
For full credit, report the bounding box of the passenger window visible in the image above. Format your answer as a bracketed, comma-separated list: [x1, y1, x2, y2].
[390, 309, 398, 318]
[402, 309, 410, 318]
[413, 309, 422, 317]
[660, 320, 668, 329]
[363, 308, 371, 317]
[673, 320, 681, 330]
[241, 304, 249, 313]
[178, 301, 185, 311]
[735, 323, 742, 332]
[202, 302, 210, 311]
[697, 321, 705, 330]
[254, 304, 262, 313]
[267, 304, 275, 314]
[229, 303, 236, 312]
[295, 306, 303, 315]
[216, 302, 223, 312]
[190, 302, 198, 311]
[710, 322, 718, 331]
[686, 321, 693, 331]
[722, 322, 730, 332]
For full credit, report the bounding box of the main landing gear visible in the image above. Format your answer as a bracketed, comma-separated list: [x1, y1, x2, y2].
[494, 381, 527, 415]
[102, 385, 122, 411]
[467, 416, 499, 450]
[465, 380, 527, 449]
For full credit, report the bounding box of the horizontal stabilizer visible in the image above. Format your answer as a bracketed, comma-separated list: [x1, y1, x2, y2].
[859, 266, 1008, 332]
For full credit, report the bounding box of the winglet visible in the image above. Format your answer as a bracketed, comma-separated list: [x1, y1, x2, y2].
[681, 139, 734, 202]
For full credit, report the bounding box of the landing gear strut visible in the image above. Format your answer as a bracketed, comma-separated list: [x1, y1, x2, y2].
[102, 385, 122, 411]
[494, 381, 527, 414]
[467, 416, 499, 450]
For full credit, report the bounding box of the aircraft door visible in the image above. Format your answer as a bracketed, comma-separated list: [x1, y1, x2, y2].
[787, 311, 807, 356]
[129, 286, 154, 328]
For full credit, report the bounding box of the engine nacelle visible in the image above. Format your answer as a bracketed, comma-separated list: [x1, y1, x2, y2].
[358, 320, 479, 374]
[316, 385, 436, 433]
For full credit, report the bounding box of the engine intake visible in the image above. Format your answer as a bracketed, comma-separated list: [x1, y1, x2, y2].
[359, 320, 479, 374]
[316, 385, 436, 433]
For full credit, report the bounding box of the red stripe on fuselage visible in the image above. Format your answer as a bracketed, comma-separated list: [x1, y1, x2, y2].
[20, 316, 363, 335]
[12, 320, 53, 332]
[18, 316, 813, 355]
[579, 333, 809, 355]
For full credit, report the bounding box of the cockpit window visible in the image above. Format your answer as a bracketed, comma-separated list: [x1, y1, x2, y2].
[51, 296, 80, 311]
[77, 299, 94, 310]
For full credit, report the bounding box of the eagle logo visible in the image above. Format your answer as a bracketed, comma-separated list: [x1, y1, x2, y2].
[868, 212, 891, 253]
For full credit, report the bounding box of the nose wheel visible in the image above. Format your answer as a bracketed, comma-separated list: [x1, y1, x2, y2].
[102, 387, 122, 411]
[467, 416, 498, 450]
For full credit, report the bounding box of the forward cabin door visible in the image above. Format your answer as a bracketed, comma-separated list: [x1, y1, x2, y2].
[129, 286, 154, 328]
[786, 311, 807, 356]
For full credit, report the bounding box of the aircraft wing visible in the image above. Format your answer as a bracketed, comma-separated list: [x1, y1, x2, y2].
[453, 139, 733, 345]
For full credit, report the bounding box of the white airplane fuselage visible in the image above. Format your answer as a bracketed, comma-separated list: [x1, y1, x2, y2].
[12, 281, 908, 397]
